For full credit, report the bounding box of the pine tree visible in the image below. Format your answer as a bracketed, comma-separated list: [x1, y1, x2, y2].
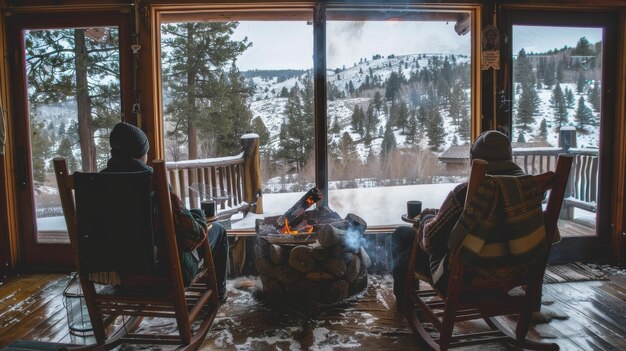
[381, 120, 397, 158]
[515, 83, 535, 132]
[396, 99, 410, 133]
[30, 120, 49, 183]
[565, 87, 575, 108]
[514, 49, 535, 88]
[574, 96, 594, 130]
[550, 83, 568, 128]
[364, 104, 378, 144]
[280, 86, 289, 98]
[161, 22, 250, 160]
[405, 113, 418, 145]
[543, 60, 556, 88]
[572, 36, 594, 56]
[385, 71, 402, 101]
[576, 72, 586, 94]
[331, 115, 341, 134]
[56, 136, 78, 172]
[26, 28, 121, 172]
[517, 132, 526, 143]
[458, 108, 471, 144]
[427, 109, 446, 151]
[588, 80, 601, 112]
[373, 91, 383, 115]
[339, 131, 358, 164]
[276, 74, 315, 172]
[251, 116, 270, 146]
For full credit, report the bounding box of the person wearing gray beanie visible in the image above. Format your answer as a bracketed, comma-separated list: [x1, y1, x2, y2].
[392, 130, 523, 303]
[109, 122, 150, 159]
[101, 122, 229, 302]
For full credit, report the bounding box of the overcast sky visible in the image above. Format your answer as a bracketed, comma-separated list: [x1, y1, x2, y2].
[230, 22, 603, 71]
[231, 20, 470, 71]
[512, 25, 603, 55]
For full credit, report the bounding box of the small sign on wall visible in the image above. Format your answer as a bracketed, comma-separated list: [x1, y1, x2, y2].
[481, 25, 500, 70]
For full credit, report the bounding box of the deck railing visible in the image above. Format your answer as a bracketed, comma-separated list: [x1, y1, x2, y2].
[165, 134, 263, 214]
[513, 147, 598, 218]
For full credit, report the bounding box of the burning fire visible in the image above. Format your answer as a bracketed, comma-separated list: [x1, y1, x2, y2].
[306, 196, 315, 207]
[280, 218, 298, 235]
[280, 218, 315, 235]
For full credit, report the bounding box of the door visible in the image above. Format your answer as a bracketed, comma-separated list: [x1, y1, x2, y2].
[502, 9, 617, 262]
[8, 12, 132, 269]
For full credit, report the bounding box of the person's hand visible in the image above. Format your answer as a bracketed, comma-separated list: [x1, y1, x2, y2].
[421, 208, 438, 217]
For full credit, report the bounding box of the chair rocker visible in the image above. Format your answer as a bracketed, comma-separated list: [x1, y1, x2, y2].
[53, 158, 219, 350]
[403, 155, 573, 351]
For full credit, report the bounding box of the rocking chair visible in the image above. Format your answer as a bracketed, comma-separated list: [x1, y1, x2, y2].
[53, 158, 219, 350]
[403, 154, 573, 351]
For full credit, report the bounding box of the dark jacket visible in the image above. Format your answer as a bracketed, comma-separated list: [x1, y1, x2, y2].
[101, 157, 208, 285]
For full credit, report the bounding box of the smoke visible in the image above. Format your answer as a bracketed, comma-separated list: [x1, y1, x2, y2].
[328, 21, 366, 67]
[343, 225, 366, 252]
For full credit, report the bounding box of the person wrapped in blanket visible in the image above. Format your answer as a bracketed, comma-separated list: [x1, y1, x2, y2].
[392, 130, 527, 303]
[100, 122, 229, 303]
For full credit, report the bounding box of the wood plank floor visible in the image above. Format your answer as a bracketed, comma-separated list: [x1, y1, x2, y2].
[1, 268, 624, 350]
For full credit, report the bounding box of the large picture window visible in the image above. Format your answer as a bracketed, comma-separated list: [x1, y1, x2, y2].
[156, 5, 476, 230]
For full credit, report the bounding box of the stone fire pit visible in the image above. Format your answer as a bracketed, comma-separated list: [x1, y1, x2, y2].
[254, 190, 370, 306]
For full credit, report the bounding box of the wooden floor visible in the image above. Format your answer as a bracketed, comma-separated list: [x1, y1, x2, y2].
[0, 267, 624, 351]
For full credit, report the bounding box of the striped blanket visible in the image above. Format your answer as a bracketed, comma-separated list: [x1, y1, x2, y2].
[448, 175, 548, 267]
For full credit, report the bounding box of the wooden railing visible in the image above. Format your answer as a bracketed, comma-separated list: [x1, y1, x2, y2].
[165, 134, 264, 214]
[512, 147, 598, 217]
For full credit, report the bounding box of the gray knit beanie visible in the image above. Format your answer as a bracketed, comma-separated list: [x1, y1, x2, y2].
[109, 122, 149, 159]
[470, 130, 523, 176]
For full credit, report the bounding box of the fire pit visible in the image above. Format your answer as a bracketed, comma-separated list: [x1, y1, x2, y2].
[255, 188, 370, 306]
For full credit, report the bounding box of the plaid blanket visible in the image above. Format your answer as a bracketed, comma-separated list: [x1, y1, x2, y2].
[448, 175, 547, 267]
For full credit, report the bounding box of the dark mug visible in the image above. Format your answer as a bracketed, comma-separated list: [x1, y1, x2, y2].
[407, 200, 422, 219]
[201, 200, 216, 217]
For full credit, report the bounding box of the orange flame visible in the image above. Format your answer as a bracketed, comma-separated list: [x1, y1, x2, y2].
[306, 225, 314, 233]
[280, 218, 299, 235]
[306, 196, 315, 207]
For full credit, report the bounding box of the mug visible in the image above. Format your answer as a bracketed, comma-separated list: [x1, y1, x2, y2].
[201, 200, 216, 217]
[407, 200, 422, 219]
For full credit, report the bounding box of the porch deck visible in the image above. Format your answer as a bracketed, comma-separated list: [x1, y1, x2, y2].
[1, 266, 624, 350]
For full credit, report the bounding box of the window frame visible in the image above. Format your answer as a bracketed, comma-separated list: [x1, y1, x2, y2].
[149, 2, 481, 232]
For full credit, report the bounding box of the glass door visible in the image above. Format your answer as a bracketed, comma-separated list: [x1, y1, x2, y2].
[8, 12, 131, 268]
[505, 10, 617, 261]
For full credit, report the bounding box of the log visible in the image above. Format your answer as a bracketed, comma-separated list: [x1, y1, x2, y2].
[322, 279, 349, 304]
[359, 247, 372, 270]
[270, 244, 285, 264]
[273, 265, 300, 285]
[260, 275, 283, 296]
[311, 243, 331, 261]
[289, 245, 315, 272]
[349, 269, 368, 296]
[344, 253, 361, 283]
[322, 258, 347, 277]
[345, 213, 367, 234]
[255, 256, 274, 275]
[305, 205, 343, 225]
[290, 279, 320, 303]
[305, 270, 336, 281]
[318, 224, 346, 248]
[255, 237, 270, 258]
[276, 188, 322, 228]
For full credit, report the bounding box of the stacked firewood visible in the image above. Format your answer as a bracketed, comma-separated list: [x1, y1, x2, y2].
[255, 211, 371, 305]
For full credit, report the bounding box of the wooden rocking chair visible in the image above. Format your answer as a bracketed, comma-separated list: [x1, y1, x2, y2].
[403, 154, 573, 351]
[53, 158, 219, 350]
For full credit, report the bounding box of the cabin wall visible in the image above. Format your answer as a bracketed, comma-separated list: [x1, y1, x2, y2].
[0, 0, 625, 275]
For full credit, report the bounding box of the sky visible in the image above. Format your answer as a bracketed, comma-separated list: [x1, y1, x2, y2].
[231, 20, 470, 71]
[231, 22, 603, 71]
[512, 25, 603, 55]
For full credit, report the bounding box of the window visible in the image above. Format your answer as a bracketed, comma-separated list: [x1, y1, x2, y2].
[511, 25, 602, 236]
[155, 5, 476, 229]
[326, 8, 473, 226]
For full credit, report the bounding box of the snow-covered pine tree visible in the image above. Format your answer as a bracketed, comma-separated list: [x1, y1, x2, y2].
[574, 96, 594, 130]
